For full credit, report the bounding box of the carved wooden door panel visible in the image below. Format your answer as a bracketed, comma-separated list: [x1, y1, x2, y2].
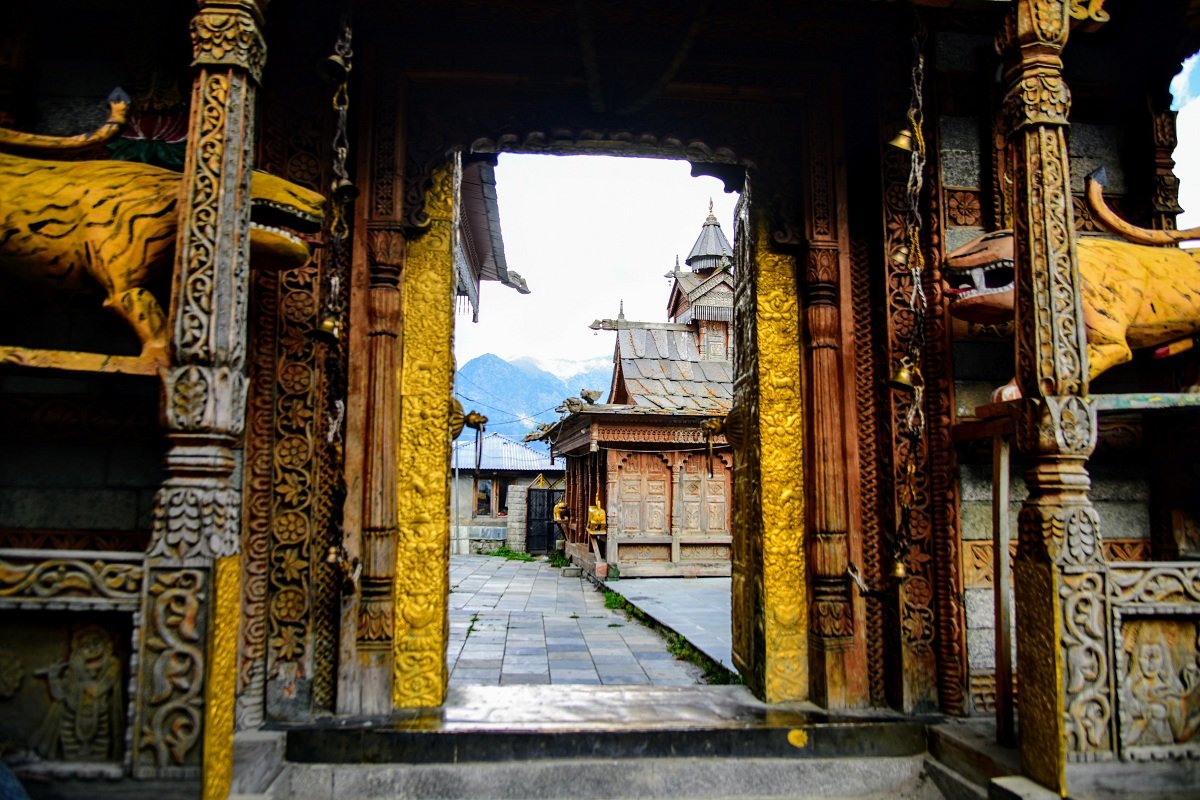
[615, 453, 670, 536]
[679, 456, 728, 536]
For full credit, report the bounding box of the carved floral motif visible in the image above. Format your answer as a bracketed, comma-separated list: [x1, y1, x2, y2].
[190, 6, 266, 83]
[0, 558, 143, 604]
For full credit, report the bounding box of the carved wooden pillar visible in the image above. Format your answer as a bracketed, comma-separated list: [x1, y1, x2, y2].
[392, 157, 457, 708]
[1000, 2, 1108, 792]
[342, 68, 406, 715]
[730, 183, 808, 703]
[801, 90, 868, 709]
[134, 2, 265, 797]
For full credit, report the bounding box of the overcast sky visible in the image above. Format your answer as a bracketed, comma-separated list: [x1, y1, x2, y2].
[456, 59, 1200, 378]
[453, 154, 740, 376]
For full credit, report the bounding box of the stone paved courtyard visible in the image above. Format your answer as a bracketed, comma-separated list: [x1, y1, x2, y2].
[448, 555, 706, 686]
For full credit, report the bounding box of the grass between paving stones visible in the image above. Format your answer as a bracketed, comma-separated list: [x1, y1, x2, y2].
[485, 546, 536, 562]
[600, 588, 741, 685]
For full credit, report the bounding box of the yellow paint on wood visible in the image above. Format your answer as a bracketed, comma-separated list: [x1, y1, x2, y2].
[392, 160, 458, 709]
[202, 554, 241, 800]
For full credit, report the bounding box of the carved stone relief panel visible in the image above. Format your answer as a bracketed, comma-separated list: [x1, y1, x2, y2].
[0, 613, 132, 773]
[1116, 616, 1200, 758]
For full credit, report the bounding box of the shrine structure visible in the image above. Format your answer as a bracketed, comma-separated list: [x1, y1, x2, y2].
[549, 208, 735, 579]
[2, 2, 1200, 798]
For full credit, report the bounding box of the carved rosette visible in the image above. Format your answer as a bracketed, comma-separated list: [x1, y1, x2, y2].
[392, 160, 457, 708]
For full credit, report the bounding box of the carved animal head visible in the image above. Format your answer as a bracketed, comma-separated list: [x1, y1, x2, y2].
[248, 170, 325, 269]
[943, 230, 1016, 324]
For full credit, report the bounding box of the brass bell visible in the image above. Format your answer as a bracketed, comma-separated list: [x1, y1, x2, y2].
[332, 177, 359, 203]
[888, 128, 914, 151]
[325, 545, 341, 564]
[891, 245, 910, 267]
[309, 314, 341, 345]
[890, 557, 908, 580]
[888, 358, 918, 393]
[318, 53, 350, 85]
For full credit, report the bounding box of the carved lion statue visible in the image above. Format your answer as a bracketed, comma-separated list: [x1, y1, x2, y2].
[0, 91, 324, 364]
[944, 169, 1200, 397]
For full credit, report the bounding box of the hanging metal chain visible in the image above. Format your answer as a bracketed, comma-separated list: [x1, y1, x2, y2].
[319, 21, 357, 591]
[889, 22, 929, 580]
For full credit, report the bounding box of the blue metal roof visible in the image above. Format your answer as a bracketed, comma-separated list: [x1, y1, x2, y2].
[450, 432, 564, 472]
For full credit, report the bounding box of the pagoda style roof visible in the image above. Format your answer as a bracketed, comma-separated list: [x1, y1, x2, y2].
[609, 327, 732, 413]
[684, 206, 734, 272]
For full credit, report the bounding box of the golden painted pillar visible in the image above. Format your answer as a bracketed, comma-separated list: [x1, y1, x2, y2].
[392, 158, 458, 708]
[999, 2, 1109, 792]
[730, 189, 808, 703]
[133, 1, 265, 797]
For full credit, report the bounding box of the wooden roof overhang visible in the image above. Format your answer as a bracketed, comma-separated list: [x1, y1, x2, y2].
[550, 405, 728, 458]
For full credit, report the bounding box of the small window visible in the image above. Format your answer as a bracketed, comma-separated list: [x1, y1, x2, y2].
[475, 479, 492, 516]
[497, 479, 509, 516]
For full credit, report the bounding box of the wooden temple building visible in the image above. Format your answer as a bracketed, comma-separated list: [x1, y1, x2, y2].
[549, 209, 735, 579]
[2, 1, 1200, 798]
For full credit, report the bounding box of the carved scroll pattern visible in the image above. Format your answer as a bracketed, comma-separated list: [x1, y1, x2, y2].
[0, 557, 142, 604]
[753, 217, 807, 703]
[926, 159, 968, 715]
[1061, 570, 1112, 758]
[1151, 108, 1182, 230]
[850, 238, 885, 705]
[236, 269, 277, 730]
[392, 160, 457, 708]
[135, 568, 206, 776]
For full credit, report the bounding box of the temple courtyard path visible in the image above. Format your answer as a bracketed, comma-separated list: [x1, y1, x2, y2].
[448, 555, 731, 686]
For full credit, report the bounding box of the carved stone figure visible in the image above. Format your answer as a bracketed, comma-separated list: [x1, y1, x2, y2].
[0, 95, 324, 365]
[31, 626, 123, 762]
[1121, 623, 1200, 748]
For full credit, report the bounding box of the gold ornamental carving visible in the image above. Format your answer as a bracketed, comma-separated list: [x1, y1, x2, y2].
[753, 219, 808, 703]
[392, 160, 457, 708]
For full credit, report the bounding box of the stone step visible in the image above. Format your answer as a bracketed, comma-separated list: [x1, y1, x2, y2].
[273, 755, 945, 800]
[925, 721, 1020, 798]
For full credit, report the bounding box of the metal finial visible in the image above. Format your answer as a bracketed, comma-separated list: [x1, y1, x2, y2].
[618, 300, 625, 319]
[708, 197, 713, 214]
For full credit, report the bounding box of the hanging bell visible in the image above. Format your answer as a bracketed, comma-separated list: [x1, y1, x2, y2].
[891, 245, 910, 267]
[309, 314, 341, 345]
[888, 358, 918, 393]
[332, 176, 359, 203]
[888, 128, 915, 151]
[318, 53, 350, 85]
[890, 557, 908, 580]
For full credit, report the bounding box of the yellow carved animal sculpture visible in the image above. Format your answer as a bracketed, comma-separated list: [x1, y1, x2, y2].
[0, 92, 324, 364]
[944, 170, 1200, 385]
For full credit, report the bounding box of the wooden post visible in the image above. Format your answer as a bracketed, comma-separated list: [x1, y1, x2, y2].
[1000, 2, 1109, 791]
[134, 2, 265, 797]
[991, 429, 1015, 747]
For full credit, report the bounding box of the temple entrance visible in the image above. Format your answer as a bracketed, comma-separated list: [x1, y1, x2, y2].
[442, 153, 741, 690]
